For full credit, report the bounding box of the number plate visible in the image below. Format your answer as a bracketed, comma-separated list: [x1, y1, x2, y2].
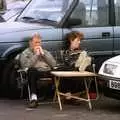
[109, 80, 120, 90]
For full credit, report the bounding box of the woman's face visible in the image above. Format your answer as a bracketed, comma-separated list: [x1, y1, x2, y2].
[70, 37, 80, 50]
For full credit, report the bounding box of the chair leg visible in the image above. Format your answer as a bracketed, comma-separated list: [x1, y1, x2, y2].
[27, 84, 31, 101]
[19, 72, 24, 98]
[92, 63, 99, 100]
[20, 87, 23, 98]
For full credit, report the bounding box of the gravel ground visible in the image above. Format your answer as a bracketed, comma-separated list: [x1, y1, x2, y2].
[0, 95, 120, 120]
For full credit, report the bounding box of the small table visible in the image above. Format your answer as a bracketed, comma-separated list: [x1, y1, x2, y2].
[51, 71, 98, 110]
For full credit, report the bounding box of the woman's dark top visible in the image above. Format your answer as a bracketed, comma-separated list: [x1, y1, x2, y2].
[63, 50, 82, 70]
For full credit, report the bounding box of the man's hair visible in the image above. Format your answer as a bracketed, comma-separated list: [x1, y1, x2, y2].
[30, 33, 41, 42]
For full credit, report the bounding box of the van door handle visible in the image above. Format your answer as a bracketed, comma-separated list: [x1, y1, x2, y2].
[102, 32, 110, 38]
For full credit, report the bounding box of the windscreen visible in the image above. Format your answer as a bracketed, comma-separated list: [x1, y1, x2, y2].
[18, 0, 73, 23]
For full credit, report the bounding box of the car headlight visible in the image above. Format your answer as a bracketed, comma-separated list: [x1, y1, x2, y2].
[103, 64, 117, 75]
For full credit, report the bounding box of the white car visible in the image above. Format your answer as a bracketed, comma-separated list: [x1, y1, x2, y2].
[99, 55, 120, 100]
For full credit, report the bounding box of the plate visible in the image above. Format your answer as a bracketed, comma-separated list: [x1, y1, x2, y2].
[109, 80, 120, 90]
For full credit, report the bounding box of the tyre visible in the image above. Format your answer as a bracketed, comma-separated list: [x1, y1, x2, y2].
[2, 59, 21, 99]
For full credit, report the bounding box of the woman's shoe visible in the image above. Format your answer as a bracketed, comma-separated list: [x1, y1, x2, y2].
[65, 92, 72, 100]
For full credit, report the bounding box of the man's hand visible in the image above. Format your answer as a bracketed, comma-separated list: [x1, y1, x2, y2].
[34, 46, 40, 55]
[34, 46, 44, 55]
[39, 46, 44, 55]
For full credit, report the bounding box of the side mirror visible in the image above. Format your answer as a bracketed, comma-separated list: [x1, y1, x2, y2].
[65, 18, 82, 27]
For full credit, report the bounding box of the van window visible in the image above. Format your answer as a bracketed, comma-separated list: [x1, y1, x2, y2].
[70, 0, 109, 27]
[115, 0, 120, 25]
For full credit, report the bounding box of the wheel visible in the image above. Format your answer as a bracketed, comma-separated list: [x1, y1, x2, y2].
[2, 59, 21, 99]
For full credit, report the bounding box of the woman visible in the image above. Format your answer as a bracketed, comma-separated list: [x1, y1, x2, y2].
[63, 31, 85, 70]
[61, 31, 90, 99]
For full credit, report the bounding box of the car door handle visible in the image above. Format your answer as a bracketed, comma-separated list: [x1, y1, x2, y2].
[102, 32, 110, 38]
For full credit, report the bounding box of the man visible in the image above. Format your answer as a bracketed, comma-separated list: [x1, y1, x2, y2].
[20, 33, 57, 108]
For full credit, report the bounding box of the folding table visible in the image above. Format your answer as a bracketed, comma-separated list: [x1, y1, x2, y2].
[51, 71, 98, 110]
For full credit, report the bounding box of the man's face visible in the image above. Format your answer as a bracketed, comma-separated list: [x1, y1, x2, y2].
[30, 36, 41, 50]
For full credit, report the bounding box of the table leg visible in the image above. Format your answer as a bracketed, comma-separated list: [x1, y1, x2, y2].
[54, 77, 62, 110]
[94, 76, 99, 100]
[84, 78, 92, 110]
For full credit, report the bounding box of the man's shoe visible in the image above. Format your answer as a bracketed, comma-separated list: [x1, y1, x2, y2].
[28, 100, 38, 108]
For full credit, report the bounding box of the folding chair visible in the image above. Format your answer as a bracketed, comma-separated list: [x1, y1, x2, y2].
[14, 54, 30, 99]
[14, 54, 55, 101]
[84, 57, 99, 100]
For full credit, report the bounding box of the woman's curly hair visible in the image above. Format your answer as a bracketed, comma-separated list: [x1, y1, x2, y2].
[64, 31, 84, 50]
